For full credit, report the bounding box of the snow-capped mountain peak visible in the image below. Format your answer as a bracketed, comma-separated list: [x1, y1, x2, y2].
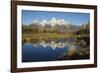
[49, 17, 57, 26]
[41, 19, 47, 24]
[40, 19, 47, 26]
[32, 17, 69, 27]
[32, 19, 39, 24]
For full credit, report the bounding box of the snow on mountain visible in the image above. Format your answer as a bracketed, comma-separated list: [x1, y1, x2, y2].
[40, 19, 47, 26]
[48, 17, 68, 26]
[32, 17, 71, 27]
[27, 17, 80, 33]
[32, 19, 40, 24]
[57, 19, 67, 26]
[49, 17, 57, 26]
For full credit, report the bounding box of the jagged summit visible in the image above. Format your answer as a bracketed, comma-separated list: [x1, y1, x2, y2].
[49, 17, 57, 26]
[32, 17, 70, 27]
[32, 19, 39, 24]
[40, 19, 47, 26]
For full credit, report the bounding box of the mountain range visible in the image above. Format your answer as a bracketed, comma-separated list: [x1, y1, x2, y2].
[23, 17, 86, 33]
[31, 17, 71, 26]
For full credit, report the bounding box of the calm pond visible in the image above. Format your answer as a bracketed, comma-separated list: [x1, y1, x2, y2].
[22, 38, 89, 62]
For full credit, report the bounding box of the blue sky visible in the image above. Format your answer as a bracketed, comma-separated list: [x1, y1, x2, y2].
[22, 10, 90, 26]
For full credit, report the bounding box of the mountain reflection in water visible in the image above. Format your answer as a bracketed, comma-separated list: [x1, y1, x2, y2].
[33, 41, 69, 50]
[22, 38, 90, 62]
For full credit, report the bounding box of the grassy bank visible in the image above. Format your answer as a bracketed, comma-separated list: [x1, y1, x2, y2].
[22, 33, 89, 43]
